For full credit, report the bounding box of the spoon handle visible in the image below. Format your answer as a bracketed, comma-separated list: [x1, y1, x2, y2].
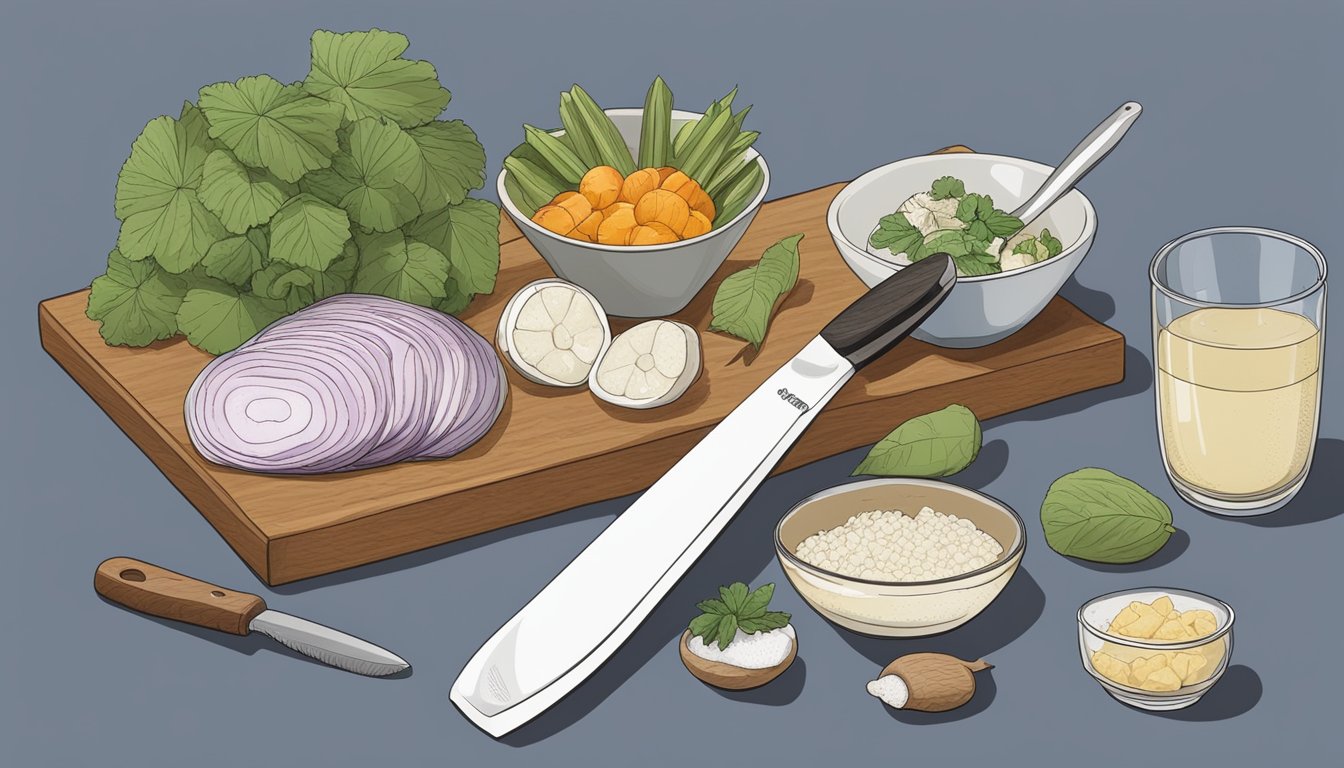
[1010, 101, 1142, 227]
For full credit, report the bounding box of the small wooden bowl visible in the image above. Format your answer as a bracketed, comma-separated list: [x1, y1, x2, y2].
[678, 629, 797, 690]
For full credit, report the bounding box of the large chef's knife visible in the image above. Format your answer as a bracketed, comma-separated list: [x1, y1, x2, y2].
[95, 557, 409, 677]
[452, 253, 957, 736]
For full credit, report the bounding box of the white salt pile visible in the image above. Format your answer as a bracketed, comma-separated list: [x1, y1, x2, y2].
[686, 625, 795, 669]
[866, 674, 910, 709]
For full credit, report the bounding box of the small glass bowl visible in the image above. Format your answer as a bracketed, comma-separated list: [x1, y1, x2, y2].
[774, 478, 1025, 638]
[1078, 587, 1235, 711]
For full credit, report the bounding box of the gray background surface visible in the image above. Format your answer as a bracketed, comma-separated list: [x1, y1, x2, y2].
[3, 0, 1340, 764]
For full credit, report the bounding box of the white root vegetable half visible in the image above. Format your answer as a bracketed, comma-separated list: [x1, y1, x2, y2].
[589, 320, 701, 409]
[496, 279, 611, 387]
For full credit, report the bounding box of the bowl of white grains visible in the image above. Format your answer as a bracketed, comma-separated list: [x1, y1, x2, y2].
[775, 478, 1025, 637]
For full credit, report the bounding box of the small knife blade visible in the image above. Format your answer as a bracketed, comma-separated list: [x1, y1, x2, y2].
[452, 254, 957, 736]
[95, 557, 409, 677]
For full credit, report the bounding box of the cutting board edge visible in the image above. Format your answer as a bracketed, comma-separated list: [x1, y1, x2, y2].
[259, 320, 1125, 585]
[37, 300, 275, 581]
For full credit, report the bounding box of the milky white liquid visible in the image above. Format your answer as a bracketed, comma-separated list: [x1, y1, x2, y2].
[1157, 307, 1321, 500]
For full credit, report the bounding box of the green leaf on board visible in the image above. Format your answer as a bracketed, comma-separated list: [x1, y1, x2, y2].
[86, 249, 188, 346]
[175, 282, 287, 354]
[708, 233, 802, 348]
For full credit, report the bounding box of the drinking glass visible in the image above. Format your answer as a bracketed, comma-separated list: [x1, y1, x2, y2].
[1150, 227, 1326, 516]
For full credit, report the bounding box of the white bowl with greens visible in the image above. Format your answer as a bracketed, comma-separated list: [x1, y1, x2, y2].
[499, 82, 769, 318]
[828, 153, 1096, 347]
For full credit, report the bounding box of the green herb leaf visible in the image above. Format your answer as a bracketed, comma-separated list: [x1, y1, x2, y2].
[268, 193, 351, 270]
[689, 581, 788, 650]
[198, 150, 297, 234]
[953, 254, 1002, 276]
[434, 280, 473, 316]
[923, 229, 984, 258]
[697, 599, 731, 615]
[719, 582, 749, 614]
[86, 249, 188, 346]
[853, 404, 983, 477]
[869, 212, 926, 260]
[114, 114, 225, 271]
[738, 583, 775, 619]
[966, 219, 992, 243]
[201, 233, 266, 286]
[688, 612, 723, 643]
[982, 209, 1024, 238]
[708, 234, 802, 348]
[307, 241, 358, 300]
[250, 263, 316, 312]
[303, 29, 451, 128]
[1039, 228, 1064, 258]
[352, 230, 450, 306]
[1012, 236, 1040, 256]
[198, 75, 344, 183]
[1041, 468, 1176, 564]
[929, 176, 966, 200]
[405, 120, 487, 209]
[405, 198, 500, 295]
[176, 282, 287, 354]
[739, 612, 791, 634]
[715, 614, 738, 651]
[330, 118, 423, 232]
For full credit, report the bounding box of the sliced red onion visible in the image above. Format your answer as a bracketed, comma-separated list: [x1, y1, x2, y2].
[185, 294, 506, 474]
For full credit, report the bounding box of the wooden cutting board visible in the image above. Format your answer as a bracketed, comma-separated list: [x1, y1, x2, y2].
[39, 179, 1124, 585]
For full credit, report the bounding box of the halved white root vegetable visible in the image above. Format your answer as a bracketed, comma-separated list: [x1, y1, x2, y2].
[497, 279, 611, 387]
[589, 320, 701, 409]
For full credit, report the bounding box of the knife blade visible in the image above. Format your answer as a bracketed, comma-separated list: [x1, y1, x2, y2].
[95, 557, 409, 677]
[452, 253, 957, 736]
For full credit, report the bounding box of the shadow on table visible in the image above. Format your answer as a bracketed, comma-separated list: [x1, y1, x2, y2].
[1059, 274, 1116, 323]
[1066, 528, 1190, 573]
[989, 344, 1153, 428]
[952, 439, 1009, 488]
[1229, 439, 1344, 528]
[270, 502, 621, 595]
[829, 567, 1046, 669]
[709, 657, 807, 707]
[498, 470, 819, 747]
[95, 595, 412, 679]
[1144, 665, 1262, 721]
[823, 569, 1042, 724]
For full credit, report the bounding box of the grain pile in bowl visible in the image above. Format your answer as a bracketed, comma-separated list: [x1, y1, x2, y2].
[793, 507, 1002, 581]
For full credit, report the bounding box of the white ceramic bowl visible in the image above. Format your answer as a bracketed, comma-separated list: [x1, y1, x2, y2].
[498, 109, 769, 318]
[775, 478, 1025, 638]
[827, 153, 1097, 347]
[1078, 588, 1235, 711]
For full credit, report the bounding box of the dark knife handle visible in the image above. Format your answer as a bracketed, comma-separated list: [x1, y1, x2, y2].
[95, 557, 266, 636]
[820, 253, 957, 368]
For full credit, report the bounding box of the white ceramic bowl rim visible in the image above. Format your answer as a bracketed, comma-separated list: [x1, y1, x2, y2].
[774, 477, 1026, 588]
[827, 152, 1097, 283]
[1149, 225, 1328, 309]
[1077, 587, 1236, 651]
[497, 108, 770, 253]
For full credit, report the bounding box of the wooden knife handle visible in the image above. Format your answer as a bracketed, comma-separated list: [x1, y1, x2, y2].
[94, 557, 266, 636]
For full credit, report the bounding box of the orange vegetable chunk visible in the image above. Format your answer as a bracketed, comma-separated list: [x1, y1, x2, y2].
[620, 168, 661, 205]
[579, 166, 623, 209]
[634, 189, 690, 233]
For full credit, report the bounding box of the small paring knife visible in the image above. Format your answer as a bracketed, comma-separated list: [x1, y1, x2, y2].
[95, 557, 409, 677]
